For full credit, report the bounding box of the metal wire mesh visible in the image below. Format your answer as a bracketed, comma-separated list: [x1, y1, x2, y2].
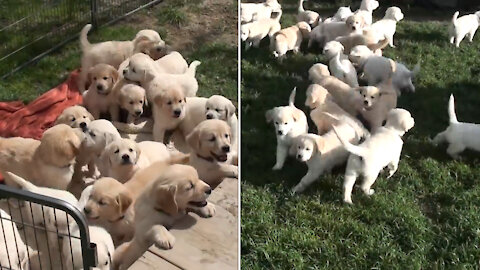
[0, 0, 163, 79]
[0, 184, 96, 270]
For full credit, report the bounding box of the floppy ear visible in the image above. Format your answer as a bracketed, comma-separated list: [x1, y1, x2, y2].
[291, 109, 302, 122]
[110, 67, 119, 83]
[314, 137, 325, 153]
[104, 132, 117, 147]
[54, 114, 66, 125]
[186, 128, 201, 151]
[115, 190, 133, 215]
[154, 184, 178, 216]
[87, 67, 95, 86]
[226, 101, 236, 119]
[134, 143, 141, 164]
[143, 92, 149, 107]
[265, 109, 274, 123]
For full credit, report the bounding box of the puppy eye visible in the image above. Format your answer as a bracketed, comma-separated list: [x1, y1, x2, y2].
[298, 146, 301, 149]
[156, 47, 162, 52]
[129, 148, 133, 152]
[275, 122, 279, 125]
[71, 117, 76, 122]
[83, 116, 87, 119]
[306, 148, 310, 151]
[129, 101, 134, 105]
[178, 99, 182, 103]
[89, 132, 96, 137]
[99, 200, 107, 206]
[167, 101, 172, 105]
[363, 95, 366, 98]
[225, 134, 229, 138]
[209, 137, 216, 142]
[139, 100, 143, 104]
[215, 109, 220, 112]
[105, 261, 108, 266]
[114, 149, 119, 154]
[132, 68, 136, 73]
[284, 122, 287, 125]
[187, 182, 194, 190]
[371, 96, 375, 99]
[103, 77, 108, 80]
[206, 107, 210, 110]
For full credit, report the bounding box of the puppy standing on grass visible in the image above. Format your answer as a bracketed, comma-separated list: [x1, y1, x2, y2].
[297, 0, 320, 27]
[433, 95, 480, 159]
[241, 15, 282, 50]
[323, 41, 359, 87]
[370, 7, 404, 48]
[309, 14, 365, 48]
[354, 0, 379, 25]
[449, 11, 480, 47]
[271, 22, 311, 60]
[334, 108, 414, 204]
[266, 88, 308, 170]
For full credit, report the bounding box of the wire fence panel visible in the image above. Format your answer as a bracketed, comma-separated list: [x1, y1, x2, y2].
[0, 184, 96, 270]
[0, 0, 163, 79]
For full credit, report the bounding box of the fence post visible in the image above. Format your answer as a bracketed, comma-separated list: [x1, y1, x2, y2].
[91, 0, 98, 28]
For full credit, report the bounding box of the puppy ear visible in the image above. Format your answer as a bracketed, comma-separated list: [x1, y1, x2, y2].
[110, 67, 119, 83]
[291, 109, 303, 122]
[186, 128, 201, 151]
[104, 132, 117, 147]
[154, 184, 178, 216]
[54, 114, 66, 125]
[143, 92, 149, 107]
[226, 101, 236, 119]
[87, 67, 95, 86]
[86, 110, 94, 121]
[154, 93, 163, 106]
[265, 109, 274, 123]
[134, 143, 141, 164]
[314, 137, 325, 153]
[115, 190, 133, 215]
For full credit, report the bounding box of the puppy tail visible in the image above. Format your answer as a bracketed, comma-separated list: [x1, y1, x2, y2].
[80, 24, 92, 50]
[448, 94, 458, 124]
[286, 87, 298, 108]
[332, 125, 366, 158]
[186, 60, 201, 77]
[169, 152, 190, 165]
[3, 172, 36, 191]
[367, 38, 389, 52]
[452, 11, 459, 26]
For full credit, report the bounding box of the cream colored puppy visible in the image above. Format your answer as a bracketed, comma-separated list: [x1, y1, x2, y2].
[305, 84, 351, 135]
[357, 85, 397, 131]
[241, 16, 281, 50]
[370, 7, 404, 48]
[297, 0, 320, 27]
[154, 51, 188, 74]
[449, 11, 480, 47]
[335, 109, 414, 204]
[55, 105, 94, 130]
[187, 119, 238, 188]
[308, 63, 331, 83]
[82, 63, 120, 120]
[0, 124, 83, 190]
[291, 115, 368, 193]
[433, 95, 480, 159]
[354, 0, 379, 25]
[266, 88, 308, 170]
[272, 22, 311, 60]
[62, 223, 114, 270]
[335, 30, 389, 55]
[78, 24, 165, 91]
[116, 84, 147, 123]
[150, 87, 187, 143]
[308, 14, 364, 48]
[241, 0, 282, 23]
[324, 6, 353, 23]
[122, 53, 200, 100]
[112, 164, 215, 270]
[323, 41, 359, 87]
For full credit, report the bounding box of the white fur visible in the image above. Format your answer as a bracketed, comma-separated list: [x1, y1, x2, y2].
[449, 11, 480, 47]
[323, 41, 359, 87]
[370, 7, 404, 48]
[354, 0, 379, 25]
[241, 16, 281, 50]
[297, 0, 320, 27]
[324, 7, 353, 23]
[241, 0, 282, 23]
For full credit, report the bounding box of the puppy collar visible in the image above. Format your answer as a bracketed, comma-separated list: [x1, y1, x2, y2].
[196, 154, 215, 163]
[109, 215, 125, 223]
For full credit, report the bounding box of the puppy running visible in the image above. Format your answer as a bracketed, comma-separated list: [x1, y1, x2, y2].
[449, 11, 480, 47]
[370, 7, 404, 48]
[272, 22, 311, 60]
[241, 16, 282, 50]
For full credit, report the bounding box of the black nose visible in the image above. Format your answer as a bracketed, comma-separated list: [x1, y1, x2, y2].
[123, 69, 127, 75]
[277, 131, 283, 135]
[364, 100, 368, 105]
[297, 154, 302, 159]
[352, 26, 356, 30]
[205, 188, 212, 195]
[206, 114, 213, 119]
[174, 110, 181, 116]
[122, 154, 130, 161]
[84, 208, 91, 214]
[97, 85, 103, 90]
[79, 122, 87, 130]
[135, 110, 142, 116]
[222, 145, 230, 153]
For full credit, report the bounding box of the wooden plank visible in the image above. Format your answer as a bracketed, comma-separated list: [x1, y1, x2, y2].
[130, 252, 181, 270]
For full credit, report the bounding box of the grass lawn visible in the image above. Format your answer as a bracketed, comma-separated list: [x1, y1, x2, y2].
[0, 0, 238, 103]
[241, 1, 480, 268]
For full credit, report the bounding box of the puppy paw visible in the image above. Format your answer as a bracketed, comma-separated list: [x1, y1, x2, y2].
[190, 202, 216, 218]
[343, 198, 353, 205]
[363, 189, 374, 196]
[292, 184, 304, 194]
[154, 231, 175, 250]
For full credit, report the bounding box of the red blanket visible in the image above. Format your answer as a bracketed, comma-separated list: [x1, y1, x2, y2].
[0, 70, 83, 182]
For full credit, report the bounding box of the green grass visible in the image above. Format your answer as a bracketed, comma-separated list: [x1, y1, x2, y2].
[241, 2, 480, 269]
[157, 6, 188, 27]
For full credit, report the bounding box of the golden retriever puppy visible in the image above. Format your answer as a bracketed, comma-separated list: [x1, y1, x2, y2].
[0, 124, 83, 190]
[150, 87, 186, 143]
[206, 95, 238, 151]
[187, 119, 238, 188]
[309, 14, 364, 48]
[324, 6, 353, 23]
[354, 0, 379, 25]
[116, 84, 147, 123]
[335, 30, 389, 55]
[305, 84, 351, 135]
[154, 51, 189, 74]
[370, 7, 404, 48]
[122, 53, 201, 100]
[82, 63, 120, 120]
[272, 22, 311, 60]
[78, 24, 165, 91]
[55, 105, 94, 130]
[112, 164, 215, 270]
[241, 16, 282, 50]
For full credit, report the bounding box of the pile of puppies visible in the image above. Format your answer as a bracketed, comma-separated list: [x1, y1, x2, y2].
[245, 0, 418, 204]
[0, 23, 238, 269]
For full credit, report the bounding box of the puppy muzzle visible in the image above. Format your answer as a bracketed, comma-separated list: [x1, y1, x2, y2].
[80, 122, 88, 131]
[206, 113, 214, 119]
[173, 110, 182, 118]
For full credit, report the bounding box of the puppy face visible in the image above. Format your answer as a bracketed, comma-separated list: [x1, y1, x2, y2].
[88, 64, 118, 95]
[387, 7, 404, 21]
[240, 25, 250, 41]
[153, 88, 186, 119]
[81, 120, 119, 154]
[118, 84, 147, 118]
[37, 124, 83, 167]
[96, 240, 113, 270]
[386, 108, 415, 133]
[186, 119, 232, 162]
[291, 135, 323, 162]
[345, 14, 364, 31]
[358, 86, 381, 109]
[84, 177, 132, 222]
[205, 95, 236, 121]
[123, 53, 155, 82]
[323, 41, 344, 58]
[55, 106, 94, 130]
[150, 164, 212, 215]
[297, 22, 312, 37]
[266, 107, 300, 137]
[305, 85, 329, 109]
[104, 138, 140, 167]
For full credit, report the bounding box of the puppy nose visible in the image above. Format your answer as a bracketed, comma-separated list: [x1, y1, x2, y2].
[80, 122, 87, 130]
[206, 114, 213, 119]
[174, 110, 181, 116]
[297, 154, 302, 159]
[84, 208, 91, 214]
[97, 85, 103, 90]
[122, 154, 130, 161]
[135, 110, 142, 116]
[222, 145, 230, 153]
[277, 131, 283, 135]
[205, 188, 212, 195]
[364, 100, 368, 105]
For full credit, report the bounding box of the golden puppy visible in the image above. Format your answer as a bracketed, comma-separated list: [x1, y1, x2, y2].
[335, 30, 389, 54]
[0, 124, 83, 190]
[187, 119, 238, 188]
[151, 87, 187, 143]
[55, 105, 94, 130]
[272, 21, 311, 60]
[113, 164, 215, 270]
[116, 84, 147, 123]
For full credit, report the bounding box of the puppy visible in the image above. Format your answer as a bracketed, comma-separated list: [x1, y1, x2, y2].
[186, 119, 238, 188]
[297, 0, 320, 27]
[112, 164, 215, 270]
[100, 138, 185, 183]
[323, 41, 359, 87]
[241, 16, 281, 50]
[78, 24, 165, 91]
[150, 87, 187, 143]
[82, 63, 120, 120]
[123, 53, 200, 100]
[291, 115, 368, 193]
[354, 0, 379, 25]
[324, 6, 353, 23]
[272, 22, 311, 60]
[335, 30, 389, 55]
[356, 83, 397, 132]
[241, 0, 282, 23]
[305, 84, 351, 135]
[370, 7, 404, 48]
[334, 108, 414, 204]
[308, 63, 331, 83]
[154, 51, 189, 74]
[55, 105, 94, 129]
[265, 88, 308, 170]
[449, 11, 480, 47]
[62, 223, 114, 270]
[433, 95, 480, 159]
[116, 84, 147, 123]
[309, 14, 364, 48]
[0, 124, 83, 190]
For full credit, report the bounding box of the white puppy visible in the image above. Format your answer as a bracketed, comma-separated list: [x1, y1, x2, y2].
[265, 88, 308, 170]
[334, 109, 414, 204]
[241, 16, 281, 50]
[433, 95, 480, 159]
[309, 14, 364, 48]
[241, 0, 282, 23]
[291, 115, 368, 193]
[154, 51, 188, 74]
[297, 0, 320, 27]
[449, 11, 480, 47]
[324, 6, 353, 23]
[354, 0, 379, 25]
[323, 41, 359, 87]
[370, 7, 404, 48]
[62, 223, 114, 270]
